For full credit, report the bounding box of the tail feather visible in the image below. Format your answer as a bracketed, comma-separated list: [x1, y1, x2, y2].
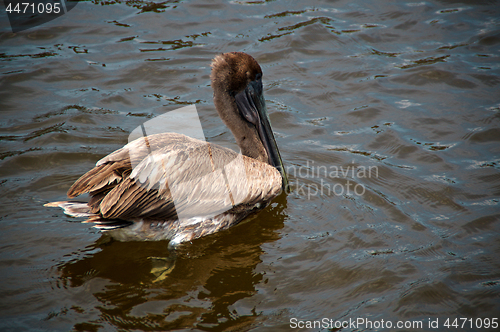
[91, 221, 133, 230]
[44, 201, 94, 218]
[45, 201, 133, 230]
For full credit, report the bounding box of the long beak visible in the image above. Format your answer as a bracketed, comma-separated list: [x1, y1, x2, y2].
[235, 79, 289, 191]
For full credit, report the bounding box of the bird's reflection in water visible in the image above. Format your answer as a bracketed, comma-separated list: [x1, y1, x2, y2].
[56, 195, 286, 331]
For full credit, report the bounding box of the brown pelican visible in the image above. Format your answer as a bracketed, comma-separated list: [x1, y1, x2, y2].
[46, 52, 288, 248]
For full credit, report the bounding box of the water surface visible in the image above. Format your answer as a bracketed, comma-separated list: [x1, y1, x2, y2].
[1, 0, 500, 331]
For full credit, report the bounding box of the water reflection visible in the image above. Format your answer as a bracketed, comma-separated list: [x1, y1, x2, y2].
[2, 0, 500, 329]
[56, 195, 286, 330]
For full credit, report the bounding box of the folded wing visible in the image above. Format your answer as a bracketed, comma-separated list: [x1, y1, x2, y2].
[67, 133, 281, 222]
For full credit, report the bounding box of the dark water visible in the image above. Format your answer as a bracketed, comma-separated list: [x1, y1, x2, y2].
[1, 0, 500, 331]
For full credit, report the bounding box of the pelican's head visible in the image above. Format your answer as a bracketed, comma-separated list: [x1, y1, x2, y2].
[211, 52, 288, 191]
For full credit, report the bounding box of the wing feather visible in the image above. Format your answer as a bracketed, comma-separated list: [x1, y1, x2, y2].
[67, 133, 281, 222]
[67, 160, 129, 198]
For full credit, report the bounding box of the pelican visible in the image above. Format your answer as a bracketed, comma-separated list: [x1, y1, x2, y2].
[46, 52, 288, 248]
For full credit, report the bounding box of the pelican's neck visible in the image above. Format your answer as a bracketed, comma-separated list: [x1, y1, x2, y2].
[213, 88, 268, 164]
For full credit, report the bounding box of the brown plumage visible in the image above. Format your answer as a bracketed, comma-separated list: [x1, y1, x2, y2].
[45, 52, 288, 246]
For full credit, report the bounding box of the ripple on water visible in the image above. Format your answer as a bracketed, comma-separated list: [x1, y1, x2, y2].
[1, 0, 500, 330]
